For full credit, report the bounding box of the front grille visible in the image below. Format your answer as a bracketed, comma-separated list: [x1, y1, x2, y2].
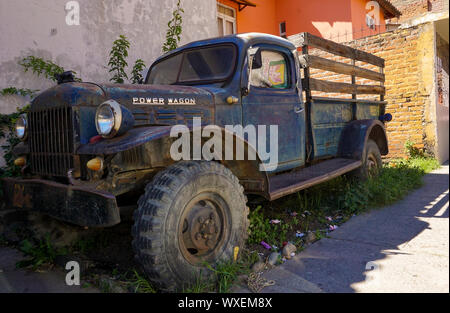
[29, 106, 74, 177]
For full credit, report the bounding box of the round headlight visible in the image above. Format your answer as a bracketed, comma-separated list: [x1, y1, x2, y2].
[96, 105, 115, 136]
[95, 100, 134, 139]
[15, 114, 28, 140]
[95, 100, 122, 138]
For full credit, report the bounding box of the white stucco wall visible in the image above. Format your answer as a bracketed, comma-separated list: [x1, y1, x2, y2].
[0, 0, 218, 166]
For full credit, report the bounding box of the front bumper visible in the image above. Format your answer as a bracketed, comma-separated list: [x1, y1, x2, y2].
[1, 177, 120, 227]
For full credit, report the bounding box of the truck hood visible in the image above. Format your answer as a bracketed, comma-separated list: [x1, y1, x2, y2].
[31, 82, 215, 145]
[32, 82, 214, 108]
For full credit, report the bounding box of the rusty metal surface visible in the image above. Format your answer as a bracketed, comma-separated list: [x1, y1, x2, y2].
[28, 105, 74, 177]
[1, 177, 120, 227]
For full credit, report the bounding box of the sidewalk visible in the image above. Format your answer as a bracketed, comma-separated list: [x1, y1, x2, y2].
[238, 164, 449, 293]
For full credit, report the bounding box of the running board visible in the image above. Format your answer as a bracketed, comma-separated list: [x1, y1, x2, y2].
[269, 158, 362, 200]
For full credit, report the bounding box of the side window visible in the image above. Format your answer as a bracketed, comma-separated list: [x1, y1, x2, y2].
[251, 50, 290, 89]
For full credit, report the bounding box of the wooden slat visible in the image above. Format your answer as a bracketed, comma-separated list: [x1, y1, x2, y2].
[306, 78, 386, 95]
[289, 32, 385, 68]
[300, 55, 385, 82]
[311, 96, 387, 105]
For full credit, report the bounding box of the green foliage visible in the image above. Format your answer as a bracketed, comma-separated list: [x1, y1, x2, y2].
[108, 35, 130, 84]
[182, 274, 213, 293]
[209, 261, 247, 293]
[16, 234, 66, 270]
[205, 250, 256, 293]
[128, 270, 157, 293]
[1, 87, 39, 98]
[19, 56, 80, 82]
[183, 249, 258, 293]
[404, 140, 423, 158]
[248, 206, 272, 245]
[248, 206, 291, 247]
[0, 105, 30, 179]
[162, 0, 184, 53]
[130, 59, 146, 84]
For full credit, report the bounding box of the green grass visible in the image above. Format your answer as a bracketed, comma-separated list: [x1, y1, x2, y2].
[127, 270, 157, 293]
[183, 249, 259, 293]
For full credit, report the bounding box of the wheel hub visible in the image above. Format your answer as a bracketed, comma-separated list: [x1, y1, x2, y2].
[180, 198, 225, 262]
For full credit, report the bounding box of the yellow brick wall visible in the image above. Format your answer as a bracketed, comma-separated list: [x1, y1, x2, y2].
[343, 23, 436, 158]
[306, 23, 437, 159]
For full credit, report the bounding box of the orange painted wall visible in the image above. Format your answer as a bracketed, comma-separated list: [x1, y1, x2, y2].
[218, 0, 278, 35]
[217, 0, 387, 41]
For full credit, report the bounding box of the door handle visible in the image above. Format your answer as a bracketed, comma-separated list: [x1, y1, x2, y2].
[295, 107, 305, 114]
[227, 96, 239, 104]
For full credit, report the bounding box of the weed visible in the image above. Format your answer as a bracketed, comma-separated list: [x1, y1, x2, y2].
[130, 59, 146, 84]
[16, 234, 66, 270]
[128, 270, 157, 293]
[108, 35, 130, 84]
[207, 260, 247, 293]
[182, 272, 213, 293]
[162, 0, 184, 53]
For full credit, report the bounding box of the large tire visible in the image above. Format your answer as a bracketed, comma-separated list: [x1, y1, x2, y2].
[132, 161, 249, 291]
[351, 139, 382, 180]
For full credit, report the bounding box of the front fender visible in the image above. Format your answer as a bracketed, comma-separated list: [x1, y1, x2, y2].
[77, 126, 173, 155]
[338, 119, 389, 160]
[77, 125, 270, 197]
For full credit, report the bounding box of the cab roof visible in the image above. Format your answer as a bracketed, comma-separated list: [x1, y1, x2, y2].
[154, 33, 296, 64]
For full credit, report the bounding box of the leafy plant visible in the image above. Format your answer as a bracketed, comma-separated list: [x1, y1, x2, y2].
[162, 0, 184, 53]
[130, 59, 146, 84]
[206, 257, 251, 293]
[19, 56, 80, 82]
[16, 234, 66, 270]
[404, 140, 427, 158]
[248, 206, 291, 246]
[108, 35, 130, 83]
[1, 87, 39, 98]
[128, 270, 157, 293]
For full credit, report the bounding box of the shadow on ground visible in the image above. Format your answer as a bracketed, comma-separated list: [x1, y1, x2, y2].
[258, 167, 449, 292]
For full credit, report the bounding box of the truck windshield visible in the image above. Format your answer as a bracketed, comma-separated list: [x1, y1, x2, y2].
[147, 44, 237, 85]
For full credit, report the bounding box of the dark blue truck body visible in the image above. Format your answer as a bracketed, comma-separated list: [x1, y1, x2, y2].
[3, 32, 389, 226]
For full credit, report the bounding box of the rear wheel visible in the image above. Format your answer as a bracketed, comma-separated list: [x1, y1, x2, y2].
[132, 161, 248, 291]
[351, 139, 382, 180]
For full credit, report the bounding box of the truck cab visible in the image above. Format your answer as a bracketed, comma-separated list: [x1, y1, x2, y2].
[2, 33, 389, 290]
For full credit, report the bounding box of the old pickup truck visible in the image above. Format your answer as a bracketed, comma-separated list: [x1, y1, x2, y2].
[2, 32, 390, 290]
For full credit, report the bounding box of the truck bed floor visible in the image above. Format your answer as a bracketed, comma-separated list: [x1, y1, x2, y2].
[269, 158, 362, 200]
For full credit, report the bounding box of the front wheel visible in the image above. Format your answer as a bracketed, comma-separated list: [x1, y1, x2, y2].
[132, 161, 249, 291]
[351, 139, 382, 180]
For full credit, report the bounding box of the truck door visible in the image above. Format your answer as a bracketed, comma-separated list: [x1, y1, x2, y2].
[242, 45, 306, 173]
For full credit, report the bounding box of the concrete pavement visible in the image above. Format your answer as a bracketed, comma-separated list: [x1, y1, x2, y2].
[240, 164, 449, 293]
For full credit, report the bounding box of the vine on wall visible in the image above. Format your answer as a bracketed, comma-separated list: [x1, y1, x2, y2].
[162, 0, 184, 53]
